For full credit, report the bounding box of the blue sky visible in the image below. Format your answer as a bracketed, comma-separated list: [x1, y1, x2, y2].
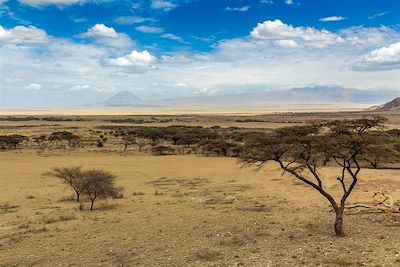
[0, 0, 399, 107]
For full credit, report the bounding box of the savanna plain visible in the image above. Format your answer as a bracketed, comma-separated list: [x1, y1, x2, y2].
[0, 111, 399, 267]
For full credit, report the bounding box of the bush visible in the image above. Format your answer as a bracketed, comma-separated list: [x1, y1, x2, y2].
[151, 145, 175, 156]
[0, 134, 29, 149]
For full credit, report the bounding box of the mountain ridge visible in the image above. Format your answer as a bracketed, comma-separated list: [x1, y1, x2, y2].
[102, 86, 399, 108]
[367, 97, 400, 111]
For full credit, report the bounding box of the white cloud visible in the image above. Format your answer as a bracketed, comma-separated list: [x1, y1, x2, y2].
[364, 42, 400, 64]
[114, 16, 155, 25]
[25, 83, 42, 91]
[225, 6, 250, 12]
[285, 0, 293, 5]
[79, 24, 133, 48]
[274, 39, 298, 48]
[161, 33, 183, 42]
[135, 25, 164, 34]
[250, 19, 345, 48]
[151, 0, 177, 11]
[2, 19, 400, 108]
[368, 11, 390, 19]
[0, 25, 48, 44]
[107, 50, 156, 67]
[83, 24, 119, 38]
[161, 54, 192, 63]
[340, 26, 398, 49]
[72, 17, 87, 23]
[260, 0, 274, 4]
[70, 84, 101, 91]
[19, 0, 83, 7]
[319, 16, 347, 22]
[355, 42, 400, 70]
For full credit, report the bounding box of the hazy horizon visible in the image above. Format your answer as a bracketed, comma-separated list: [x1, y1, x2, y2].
[1, 0, 399, 109]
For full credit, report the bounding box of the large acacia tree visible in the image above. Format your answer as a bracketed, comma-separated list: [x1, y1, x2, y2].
[240, 116, 399, 236]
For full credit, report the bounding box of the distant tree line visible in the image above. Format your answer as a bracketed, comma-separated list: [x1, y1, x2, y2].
[2, 123, 400, 163]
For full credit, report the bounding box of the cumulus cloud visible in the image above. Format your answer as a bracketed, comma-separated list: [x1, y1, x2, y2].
[107, 50, 156, 67]
[364, 42, 400, 64]
[285, 0, 293, 5]
[79, 24, 133, 48]
[135, 25, 164, 34]
[274, 39, 298, 48]
[25, 83, 42, 91]
[319, 16, 346, 22]
[0, 25, 48, 44]
[353, 42, 400, 71]
[2, 19, 400, 107]
[250, 19, 345, 48]
[19, 0, 83, 7]
[151, 0, 177, 11]
[225, 6, 250, 12]
[83, 24, 119, 38]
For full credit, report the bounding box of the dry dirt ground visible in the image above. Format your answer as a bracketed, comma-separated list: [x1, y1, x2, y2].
[0, 151, 399, 266]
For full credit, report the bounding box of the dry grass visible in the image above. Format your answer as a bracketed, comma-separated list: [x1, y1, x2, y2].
[0, 113, 399, 266]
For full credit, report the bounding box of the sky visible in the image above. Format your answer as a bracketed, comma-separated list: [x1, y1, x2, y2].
[0, 0, 399, 107]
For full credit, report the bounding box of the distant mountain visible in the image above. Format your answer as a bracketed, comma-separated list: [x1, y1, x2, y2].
[367, 97, 400, 111]
[101, 87, 399, 109]
[157, 86, 399, 107]
[104, 91, 143, 107]
[284, 86, 397, 103]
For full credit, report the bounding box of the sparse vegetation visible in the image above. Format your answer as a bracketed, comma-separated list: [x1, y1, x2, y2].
[0, 134, 29, 150]
[46, 166, 122, 210]
[48, 131, 80, 148]
[80, 169, 122, 210]
[45, 166, 85, 202]
[240, 116, 400, 236]
[1, 112, 400, 266]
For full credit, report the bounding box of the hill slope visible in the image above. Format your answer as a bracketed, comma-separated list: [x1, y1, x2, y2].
[368, 97, 400, 111]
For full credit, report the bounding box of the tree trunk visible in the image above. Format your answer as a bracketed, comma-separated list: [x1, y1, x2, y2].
[76, 193, 80, 202]
[90, 198, 95, 210]
[334, 208, 345, 236]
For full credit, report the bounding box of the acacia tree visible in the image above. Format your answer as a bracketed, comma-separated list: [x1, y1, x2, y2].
[81, 169, 122, 210]
[240, 116, 398, 236]
[45, 166, 85, 202]
[48, 131, 80, 148]
[363, 145, 400, 168]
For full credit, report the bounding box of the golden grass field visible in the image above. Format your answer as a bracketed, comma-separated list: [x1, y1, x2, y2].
[0, 112, 399, 266]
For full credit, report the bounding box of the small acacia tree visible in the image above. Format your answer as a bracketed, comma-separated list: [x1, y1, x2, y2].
[81, 169, 122, 210]
[45, 166, 84, 202]
[240, 116, 399, 236]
